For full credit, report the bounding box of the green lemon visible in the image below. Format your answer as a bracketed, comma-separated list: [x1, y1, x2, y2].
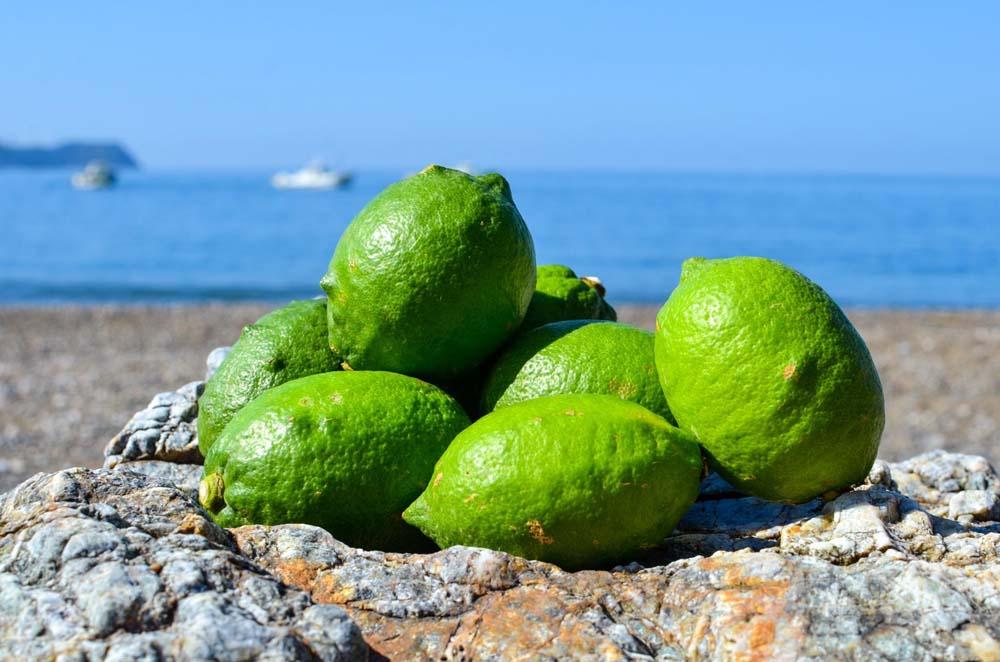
[197, 299, 340, 456]
[320, 165, 536, 379]
[520, 264, 616, 331]
[654, 256, 884, 503]
[199, 371, 470, 551]
[481, 320, 672, 421]
[403, 394, 702, 569]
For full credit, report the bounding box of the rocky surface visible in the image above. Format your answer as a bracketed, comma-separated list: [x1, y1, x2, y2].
[99, 348, 228, 492]
[0, 468, 366, 660]
[235, 455, 1000, 660]
[205, 346, 232, 381]
[103, 381, 204, 470]
[2, 459, 998, 659]
[2, 367, 999, 659]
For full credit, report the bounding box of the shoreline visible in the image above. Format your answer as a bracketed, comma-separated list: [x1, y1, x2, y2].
[1, 304, 998, 491]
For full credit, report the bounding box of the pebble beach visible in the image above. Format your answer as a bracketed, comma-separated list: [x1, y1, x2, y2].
[1, 304, 998, 492]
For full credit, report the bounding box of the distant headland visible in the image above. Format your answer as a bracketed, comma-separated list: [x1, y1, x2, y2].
[0, 141, 139, 169]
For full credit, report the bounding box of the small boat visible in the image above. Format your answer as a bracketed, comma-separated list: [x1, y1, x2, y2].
[71, 160, 116, 190]
[271, 161, 352, 190]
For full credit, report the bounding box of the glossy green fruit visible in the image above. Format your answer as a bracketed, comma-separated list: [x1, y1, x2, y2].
[197, 299, 340, 456]
[520, 264, 616, 331]
[481, 320, 672, 421]
[199, 371, 470, 551]
[655, 256, 884, 503]
[403, 394, 702, 569]
[320, 165, 536, 379]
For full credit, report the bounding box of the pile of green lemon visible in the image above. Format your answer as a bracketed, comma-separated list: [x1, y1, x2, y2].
[197, 165, 884, 569]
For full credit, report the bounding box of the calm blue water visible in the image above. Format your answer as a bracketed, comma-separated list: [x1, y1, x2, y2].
[2, 169, 998, 307]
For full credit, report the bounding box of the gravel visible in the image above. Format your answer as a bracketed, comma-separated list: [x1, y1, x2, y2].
[1, 304, 997, 492]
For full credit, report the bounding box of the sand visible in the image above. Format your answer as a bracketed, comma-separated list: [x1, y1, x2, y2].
[1, 304, 998, 491]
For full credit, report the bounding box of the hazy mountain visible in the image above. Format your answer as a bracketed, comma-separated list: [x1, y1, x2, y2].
[0, 141, 139, 168]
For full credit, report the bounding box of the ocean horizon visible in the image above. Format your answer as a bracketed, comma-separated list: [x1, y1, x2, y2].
[2, 168, 998, 308]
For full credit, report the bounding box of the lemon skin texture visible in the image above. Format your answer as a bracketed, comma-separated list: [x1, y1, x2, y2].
[481, 320, 672, 422]
[197, 299, 340, 456]
[654, 256, 884, 503]
[320, 165, 536, 379]
[404, 394, 702, 569]
[199, 371, 470, 552]
[520, 264, 616, 331]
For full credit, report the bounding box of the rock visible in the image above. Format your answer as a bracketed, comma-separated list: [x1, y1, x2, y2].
[0, 467, 367, 660]
[949, 490, 1000, 523]
[234, 523, 1000, 660]
[100, 346, 232, 470]
[113, 460, 202, 499]
[9, 368, 1000, 661]
[892, 450, 1000, 515]
[103, 382, 204, 469]
[230, 452, 1000, 660]
[205, 346, 232, 381]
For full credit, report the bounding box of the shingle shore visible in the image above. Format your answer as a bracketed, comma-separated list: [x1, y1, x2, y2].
[1, 305, 997, 491]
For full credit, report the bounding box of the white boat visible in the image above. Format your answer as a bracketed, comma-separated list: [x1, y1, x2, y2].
[71, 160, 116, 190]
[271, 161, 352, 190]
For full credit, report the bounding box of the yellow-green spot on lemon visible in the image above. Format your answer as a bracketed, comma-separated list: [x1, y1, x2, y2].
[403, 394, 702, 569]
[197, 299, 340, 456]
[520, 264, 616, 331]
[200, 371, 469, 551]
[481, 320, 673, 422]
[654, 256, 885, 503]
[198, 472, 225, 512]
[320, 165, 536, 379]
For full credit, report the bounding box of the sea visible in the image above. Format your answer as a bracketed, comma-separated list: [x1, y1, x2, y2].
[1, 169, 998, 308]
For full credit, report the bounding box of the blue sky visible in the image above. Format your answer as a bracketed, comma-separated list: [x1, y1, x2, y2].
[3, 2, 999, 173]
